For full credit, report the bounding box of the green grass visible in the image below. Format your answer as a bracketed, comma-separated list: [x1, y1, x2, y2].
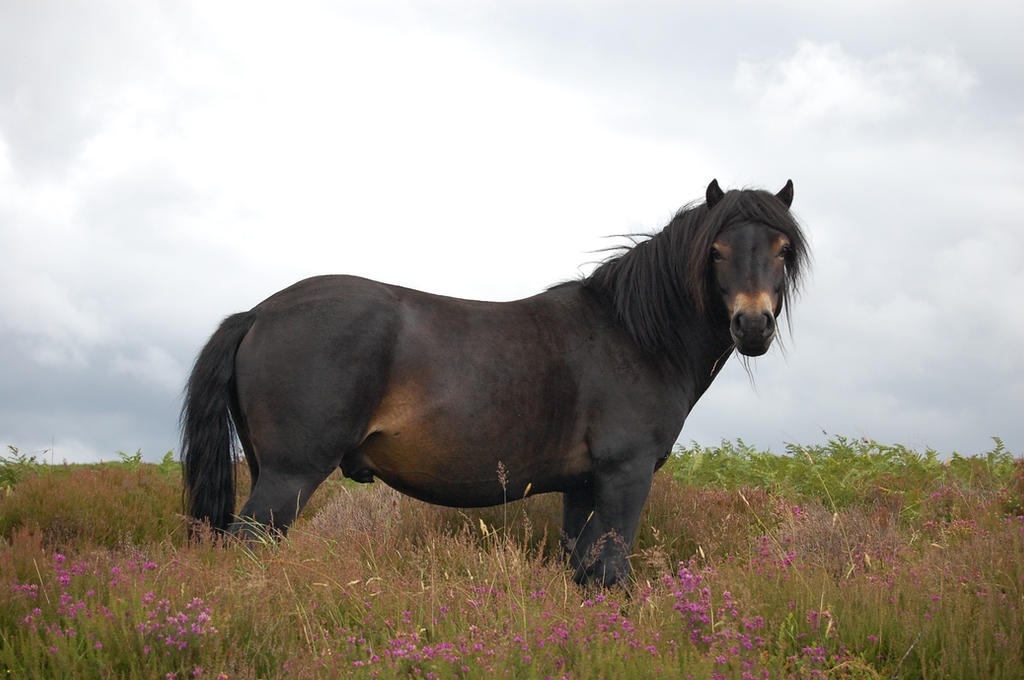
[1, 437, 1021, 679]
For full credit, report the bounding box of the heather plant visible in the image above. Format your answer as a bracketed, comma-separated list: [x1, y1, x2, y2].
[2, 548, 227, 679]
[633, 479, 774, 571]
[0, 461, 184, 550]
[1, 438, 1022, 678]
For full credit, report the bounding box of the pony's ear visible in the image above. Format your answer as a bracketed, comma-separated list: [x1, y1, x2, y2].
[776, 179, 794, 209]
[706, 179, 724, 209]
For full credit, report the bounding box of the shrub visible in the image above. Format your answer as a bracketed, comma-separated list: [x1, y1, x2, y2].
[0, 445, 48, 488]
[0, 464, 185, 550]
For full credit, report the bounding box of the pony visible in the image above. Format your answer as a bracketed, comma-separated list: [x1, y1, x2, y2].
[181, 179, 808, 586]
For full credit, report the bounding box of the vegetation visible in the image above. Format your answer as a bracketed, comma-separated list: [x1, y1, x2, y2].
[1, 437, 1021, 679]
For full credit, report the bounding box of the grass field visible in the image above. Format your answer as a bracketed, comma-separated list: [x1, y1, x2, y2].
[1, 437, 1022, 679]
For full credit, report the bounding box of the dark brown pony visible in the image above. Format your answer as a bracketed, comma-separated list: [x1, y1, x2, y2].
[181, 179, 808, 586]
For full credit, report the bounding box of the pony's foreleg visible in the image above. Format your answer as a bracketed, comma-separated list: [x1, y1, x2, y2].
[565, 460, 655, 587]
[561, 485, 595, 565]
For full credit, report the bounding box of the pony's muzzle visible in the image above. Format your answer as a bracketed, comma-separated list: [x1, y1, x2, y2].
[729, 293, 777, 356]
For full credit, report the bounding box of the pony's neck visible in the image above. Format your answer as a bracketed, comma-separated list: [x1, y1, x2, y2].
[665, 320, 736, 408]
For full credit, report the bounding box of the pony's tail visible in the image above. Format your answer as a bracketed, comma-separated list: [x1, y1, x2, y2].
[180, 311, 256, 535]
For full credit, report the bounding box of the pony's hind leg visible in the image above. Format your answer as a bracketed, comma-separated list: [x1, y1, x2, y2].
[228, 288, 396, 537]
[227, 403, 369, 538]
[229, 383, 382, 537]
[230, 464, 333, 538]
[228, 397, 259, 496]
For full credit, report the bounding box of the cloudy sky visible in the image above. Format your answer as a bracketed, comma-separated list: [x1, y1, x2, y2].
[2, 1, 1022, 464]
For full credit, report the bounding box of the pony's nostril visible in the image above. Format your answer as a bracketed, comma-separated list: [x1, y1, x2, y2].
[730, 312, 745, 336]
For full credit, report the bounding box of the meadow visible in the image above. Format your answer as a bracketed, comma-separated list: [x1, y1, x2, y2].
[1, 437, 1021, 679]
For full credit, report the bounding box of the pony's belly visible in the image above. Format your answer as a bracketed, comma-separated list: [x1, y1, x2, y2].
[348, 374, 589, 506]
[350, 432, 518, 507]
[346, 423, 589, 508]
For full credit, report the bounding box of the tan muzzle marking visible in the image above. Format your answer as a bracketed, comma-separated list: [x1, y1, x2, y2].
[730, 291, 775, 317]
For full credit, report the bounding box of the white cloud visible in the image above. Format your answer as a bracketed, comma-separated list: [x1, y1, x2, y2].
[0, 270, 115, 368]
[1, 3, 1022, 462]
[735, 41, 976, 133]
[111, 346, 185, 394]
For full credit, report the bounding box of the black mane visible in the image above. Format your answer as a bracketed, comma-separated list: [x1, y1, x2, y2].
[582, 188, 809, 372]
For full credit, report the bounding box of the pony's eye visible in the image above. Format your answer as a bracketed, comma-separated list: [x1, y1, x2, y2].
[711, 248, 725, 262]
[778, 245, 791, 259]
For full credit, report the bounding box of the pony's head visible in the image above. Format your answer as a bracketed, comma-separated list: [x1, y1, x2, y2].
[700, 179, 805, 356]
[583, 178, 808, 372]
